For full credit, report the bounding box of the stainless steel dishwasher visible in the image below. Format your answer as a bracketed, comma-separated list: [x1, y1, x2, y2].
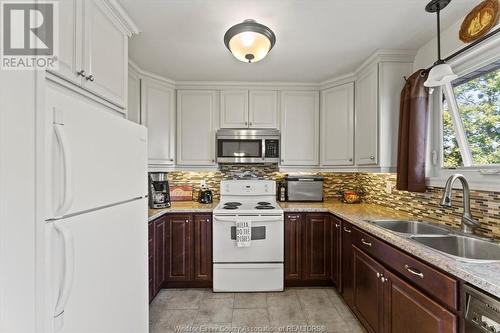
[464, 284, 500, 332]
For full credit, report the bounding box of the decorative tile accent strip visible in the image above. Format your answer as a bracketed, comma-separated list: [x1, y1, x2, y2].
[166, 167, 500, 238]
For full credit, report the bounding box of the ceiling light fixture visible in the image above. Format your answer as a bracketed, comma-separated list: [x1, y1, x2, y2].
[424, 0, 458, 87]
[224, 19, 276, 63]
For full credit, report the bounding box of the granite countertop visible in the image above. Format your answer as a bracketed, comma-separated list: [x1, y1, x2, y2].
[148, 200, 500, 298]
[148, 201, 219, 221]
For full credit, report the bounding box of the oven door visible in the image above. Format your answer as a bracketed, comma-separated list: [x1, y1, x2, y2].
[213, 215, 284, 263]
[216, 138, 265, 164]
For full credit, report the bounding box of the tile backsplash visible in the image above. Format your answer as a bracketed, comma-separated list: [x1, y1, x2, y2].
[166, 165, 500, 239]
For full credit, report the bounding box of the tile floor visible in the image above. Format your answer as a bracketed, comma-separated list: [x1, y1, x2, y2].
[150, 288, 366, 333]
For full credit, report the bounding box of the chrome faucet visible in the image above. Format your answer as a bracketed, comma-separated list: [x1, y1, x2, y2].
[440, 174, 481, 234]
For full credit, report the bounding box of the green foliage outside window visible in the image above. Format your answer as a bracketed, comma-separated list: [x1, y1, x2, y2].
[442, 66, 500, 168]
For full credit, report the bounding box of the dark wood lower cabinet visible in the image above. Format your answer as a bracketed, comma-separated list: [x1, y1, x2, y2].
[304, 214, 331, 281]
[285, 214, 303, 283]
[148, 221, 155, 302]
[353, 246, 385, 333]
[154, 216, 167, 292]
[193, 214, 212, 282]
[341, 221, 354, 307]
[166, 214, 192, 282]
[330, 216, 342, 289]
[351, 244, 458, 333]
[385, 269, 457, 333]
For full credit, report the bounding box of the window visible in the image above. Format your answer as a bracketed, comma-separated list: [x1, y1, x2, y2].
[442, 61, 500, 168]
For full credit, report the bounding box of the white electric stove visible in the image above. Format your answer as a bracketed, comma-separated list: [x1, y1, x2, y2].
[212, 180, 284, 292]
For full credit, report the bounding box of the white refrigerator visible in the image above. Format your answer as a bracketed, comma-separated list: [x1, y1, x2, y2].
[44, 81, 148, 333]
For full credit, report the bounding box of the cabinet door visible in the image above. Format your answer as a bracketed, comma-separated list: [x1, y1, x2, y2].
[141, 78, 176, 166]
[284, 214, 303, 283]
[320, 83, 354, 166]
[166, 214, 192, 281]
[249, 90, 278, 128]
[280, 91, 319, 165]
[341, 222, 354, 307]
[220, 90, 248, 128]
[193, 215, 212, 282]
[330, 216, 342, 288]
[355, 64, 379, 165]
[154, 217, 167, 293]
[148, 221, 155, 302]
[304, 214, 330, 281]
[177, 90, 218, 165]
[385, 270, 457, 333]
[83, 0, 127, 107]
[127, 66, 141, 124]
[352, 247, 385, 333]
[48, 0, 82, 85]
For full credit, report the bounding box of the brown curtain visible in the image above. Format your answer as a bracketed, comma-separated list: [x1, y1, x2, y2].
[396, 69, 429, 193]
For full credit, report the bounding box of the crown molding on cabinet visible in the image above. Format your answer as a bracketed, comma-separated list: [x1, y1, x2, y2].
[103, 0, 140, 36]
[130, 48, 417, 91]
[129, 60, 176, 88]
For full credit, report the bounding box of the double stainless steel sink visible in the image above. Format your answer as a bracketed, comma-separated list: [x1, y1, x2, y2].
[369, 219, 500, 263]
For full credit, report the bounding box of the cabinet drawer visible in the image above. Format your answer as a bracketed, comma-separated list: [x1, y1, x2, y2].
[352, 228, 458, 310]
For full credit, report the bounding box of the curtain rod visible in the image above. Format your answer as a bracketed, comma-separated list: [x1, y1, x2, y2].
[425, 25, 500, 72]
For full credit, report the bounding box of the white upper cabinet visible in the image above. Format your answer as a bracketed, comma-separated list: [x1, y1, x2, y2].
[355, 61, 413, 169]
[127, 65, 141, 124]
[177, 90, 218, 165]
[249, 90, 278, 128]
[50, 0, 82, 85]
[220, 89, 278, 129]
[280, 91, 319, 166]
[220, 90, 248, 128]
[82, 0, 127, 107]
[355, 64, 379, 165]
[47, 0, 134, 109]
[141, 78, 176, 166]
[320, 82, 354, 166]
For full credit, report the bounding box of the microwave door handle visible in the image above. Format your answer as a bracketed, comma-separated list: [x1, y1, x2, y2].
[215, 217, 281, 223]
[262, 139, 266, 160]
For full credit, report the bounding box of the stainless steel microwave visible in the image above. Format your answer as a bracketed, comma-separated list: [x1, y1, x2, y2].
[216, 129, 280, 164]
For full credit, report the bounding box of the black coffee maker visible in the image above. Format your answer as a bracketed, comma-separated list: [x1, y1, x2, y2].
[198, 180, 213, 204]
[148, 172, 171, 208]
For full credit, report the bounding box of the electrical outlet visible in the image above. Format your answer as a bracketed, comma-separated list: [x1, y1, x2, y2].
[385, 181, 393, 194]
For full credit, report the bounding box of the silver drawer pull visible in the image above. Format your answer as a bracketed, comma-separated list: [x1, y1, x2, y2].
[361, 238, 372, 247]
[404, 265, 424, 279]
[343, 227, 352, 233]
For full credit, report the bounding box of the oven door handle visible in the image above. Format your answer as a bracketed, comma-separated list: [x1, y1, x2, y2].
[214, 217, 282, 223]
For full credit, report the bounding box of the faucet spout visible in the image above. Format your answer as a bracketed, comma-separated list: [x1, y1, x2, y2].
[440, 174, 480, 234]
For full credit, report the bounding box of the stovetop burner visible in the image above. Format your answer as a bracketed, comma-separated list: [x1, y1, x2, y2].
[223, 206, 239, 210]
[257, 201, 271, 206]
[224, 202, 242, 206]
[255, 205, 275, 209]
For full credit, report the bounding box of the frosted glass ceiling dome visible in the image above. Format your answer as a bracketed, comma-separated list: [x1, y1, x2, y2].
[224, 19, 276, 63]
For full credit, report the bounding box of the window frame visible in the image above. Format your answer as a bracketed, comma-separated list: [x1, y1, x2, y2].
[426, 37, 500, 191]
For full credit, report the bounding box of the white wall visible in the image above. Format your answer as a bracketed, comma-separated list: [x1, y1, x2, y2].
[0, 71, 39, 332]
[414, 15, 500, 70]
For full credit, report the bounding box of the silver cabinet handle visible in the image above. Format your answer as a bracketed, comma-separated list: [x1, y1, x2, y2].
[86, 74, 94, 82]
[335, 223, 340, 228]
[376, 272, 381, 278]
[361, 238, 372, 247]
[343, 227, 352, 233]
[170, 158, 174, 162]
[370, 156, 375, 160]
[206, 219, 210, 223]
[185, 219, 189, 223]
[249, 122, 252, 126]
[349, 158, 353, 162]
[381, 277, 388, 283]
[404, 265, 424, 279]
[244, 121, 248, 126]
[76, 69, 86, 77]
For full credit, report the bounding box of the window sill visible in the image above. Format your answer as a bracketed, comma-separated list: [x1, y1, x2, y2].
[426, 171, 500, 192]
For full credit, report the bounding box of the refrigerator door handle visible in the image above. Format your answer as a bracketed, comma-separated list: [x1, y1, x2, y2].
[53, 221, 75, 330]
[53, 116, 74, 218]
